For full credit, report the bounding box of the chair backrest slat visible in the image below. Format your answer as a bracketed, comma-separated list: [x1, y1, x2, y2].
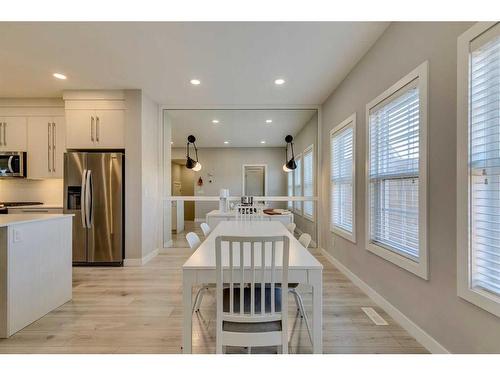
[261, 240, 265, 315]
[271, 240, 276, 314]
[250, 242, 255, 316]
[229, 241, 234, 315]
[240, 243, 244, 315]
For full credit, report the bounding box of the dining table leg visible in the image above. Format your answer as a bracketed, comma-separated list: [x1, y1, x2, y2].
[310, 269, 323, 354]
[182, 270, 194, 354]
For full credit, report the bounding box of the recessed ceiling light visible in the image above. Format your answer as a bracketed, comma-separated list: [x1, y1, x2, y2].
[190, 79, 201, 85]
[274, 78, 285, 85]
[224, 141, 229, 144]
[212, 119, 219, 124]
[260, 140, 266, 144]
[266, 119, 273, 124]
[170, 141, 174, 145]
[53, 73, 67, 80]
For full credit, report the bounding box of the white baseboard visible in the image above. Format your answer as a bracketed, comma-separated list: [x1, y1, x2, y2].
[194, 218, 205, 223]
[163, 239, 173, 248]
[319, 248, 449, 354]
[124, 248, 159, 267]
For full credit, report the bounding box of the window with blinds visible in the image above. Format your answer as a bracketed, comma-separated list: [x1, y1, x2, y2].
[294, 155, 302, 212]
[287, 169, 293, 209]
[469, 32, 500, 297]
[368, 80, 420, 260]
[331, 118, 355, 240]
[303, 146, 314, 219]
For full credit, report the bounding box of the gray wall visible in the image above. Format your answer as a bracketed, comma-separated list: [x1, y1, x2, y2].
[172, 147, 287, 220]
[292, 113, 318, 244]
[320, 22, 500, 353]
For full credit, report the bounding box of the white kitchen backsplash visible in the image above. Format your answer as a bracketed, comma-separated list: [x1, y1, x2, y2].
[0, 179, 63, 204]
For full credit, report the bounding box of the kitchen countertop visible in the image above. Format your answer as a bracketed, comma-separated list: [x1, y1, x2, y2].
[207, 209, 293, 217]
[6, 204, 63, 209]
[0, 214, 73, 227]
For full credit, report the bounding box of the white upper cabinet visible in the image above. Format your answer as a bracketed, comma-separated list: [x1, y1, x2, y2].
[65, 109, 124, 149]
[27, 116, 65, 179]
[64, 91, 125, 149]
[0, 116, 27, 151]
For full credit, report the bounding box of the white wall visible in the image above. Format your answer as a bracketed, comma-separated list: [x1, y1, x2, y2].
[320, 22, 500, 353]
[171, 147, 287, 220]
[124, 90, 161, 262]
[141, 93, 160, 258]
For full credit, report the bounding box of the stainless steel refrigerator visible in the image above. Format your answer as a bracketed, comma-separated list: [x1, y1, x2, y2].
[64, 152, 124, 265]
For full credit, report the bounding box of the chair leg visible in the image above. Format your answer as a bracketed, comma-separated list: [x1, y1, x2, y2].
[192, 286, 208, 313]
[290, 289, 313, 346]
[290, 289, 302, 316]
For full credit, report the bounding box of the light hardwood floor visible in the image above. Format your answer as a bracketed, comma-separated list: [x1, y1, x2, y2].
[0, 247, 428, 354]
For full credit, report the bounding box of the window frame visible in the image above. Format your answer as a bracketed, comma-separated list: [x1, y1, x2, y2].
[330, 113, 356, 243]
[457, 22, 500, 317]
[302, 144, 315, 222]
[293, 153, 303, 214]
[365, 61, 429, 280]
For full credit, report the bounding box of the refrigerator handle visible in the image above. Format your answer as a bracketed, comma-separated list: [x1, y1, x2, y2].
[86, 170, 93, 227]
[81, 169, 87, 228]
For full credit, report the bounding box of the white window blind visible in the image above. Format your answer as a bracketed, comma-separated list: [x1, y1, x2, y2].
[303, 146, 314, 219]
[331, 124, 354, 235]
[294, 155, 302, 212]
[287, 170, 293, 209]
[368, 81, 420, 260]
[469, 33, 500, 297]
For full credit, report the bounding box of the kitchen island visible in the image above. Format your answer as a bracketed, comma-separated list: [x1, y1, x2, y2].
[205, 209, 293, 229]
[0, 214, 73, 338]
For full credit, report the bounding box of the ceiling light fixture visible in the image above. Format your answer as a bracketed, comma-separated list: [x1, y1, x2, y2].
[260, 140, 266, 144]
[190, 79, 201, 85]
[266, 119, 273, 124]
[224, 141, 229, 144]
[283, 135, 297, 173]
[274, 78, 285, 85]
[212, 119, 219, 124]
[53, 73, 67, 80]
[186, 135, 202, 172]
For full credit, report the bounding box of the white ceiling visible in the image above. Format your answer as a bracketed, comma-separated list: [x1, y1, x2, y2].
[168, 109, 316, 148]
[0, 22, 389, 106]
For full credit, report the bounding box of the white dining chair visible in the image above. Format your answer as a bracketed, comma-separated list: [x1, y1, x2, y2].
[186, 232, 210, 314]
[200, 222, 211, 237]
[215, 235, 290, 354]
[298, 233, 312, 248]
[286, 222, 296, 234]
[186, 232, 201, 249]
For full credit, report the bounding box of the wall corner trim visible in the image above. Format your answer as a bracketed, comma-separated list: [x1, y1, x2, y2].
[123, 248, 159, 267]
[319, 248, 450, 354]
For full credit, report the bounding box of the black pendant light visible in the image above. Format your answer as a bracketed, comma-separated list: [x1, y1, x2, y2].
[283, 135, 297, 172]
[186, 135, 202, 171]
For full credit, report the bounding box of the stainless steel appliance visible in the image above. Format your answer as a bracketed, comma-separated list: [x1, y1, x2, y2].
[0, 152, 26, 178]
[64, 152, 124, 265]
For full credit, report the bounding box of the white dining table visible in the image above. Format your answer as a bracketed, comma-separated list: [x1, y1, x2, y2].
[182, 220, 323, 353]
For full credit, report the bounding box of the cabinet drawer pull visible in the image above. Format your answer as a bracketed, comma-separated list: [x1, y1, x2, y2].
[52, 122, 56, 172]
[96, 116, 100, 142]
[48, 122, 51, 172]
[3, 122, 6, 146]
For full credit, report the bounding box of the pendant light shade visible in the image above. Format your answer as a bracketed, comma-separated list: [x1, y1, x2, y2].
[186, 135, 202, 171]
[283, 135, 297, 172]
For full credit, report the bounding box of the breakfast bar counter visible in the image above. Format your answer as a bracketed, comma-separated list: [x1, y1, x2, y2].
[0, 214, 73, 338]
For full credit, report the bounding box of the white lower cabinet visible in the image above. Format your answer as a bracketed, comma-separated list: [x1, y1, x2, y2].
[66, 109, 124, 149]
[0, 117, 27, 151]
[27, 116, 65, 179]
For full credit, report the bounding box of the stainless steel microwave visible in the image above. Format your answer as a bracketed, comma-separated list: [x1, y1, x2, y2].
[0, 152, 26, 178]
